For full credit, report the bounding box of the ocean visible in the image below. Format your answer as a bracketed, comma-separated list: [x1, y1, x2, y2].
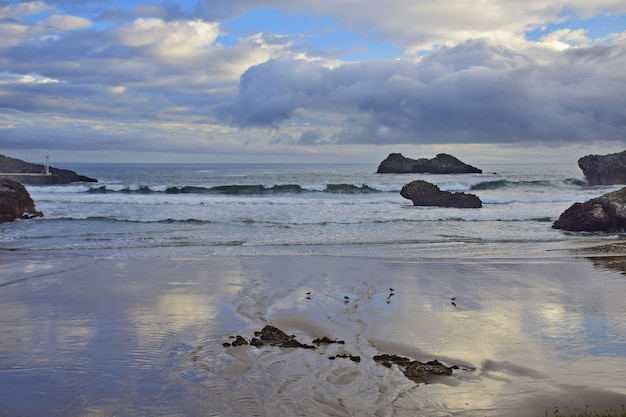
[3, 162, 621, 260]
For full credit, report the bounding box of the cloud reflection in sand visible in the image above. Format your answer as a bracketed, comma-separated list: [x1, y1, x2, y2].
[1, 254, 625, 417]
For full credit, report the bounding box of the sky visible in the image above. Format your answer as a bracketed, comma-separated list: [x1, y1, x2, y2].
[1, 0, 626, 164]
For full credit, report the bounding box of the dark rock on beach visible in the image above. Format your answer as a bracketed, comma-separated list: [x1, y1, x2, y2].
[231, 335, 249, 347]
[401, 180, 482, 208]
[0, 154, 97, 184]
[377, 153, 482, 174]
[249, 325, 315, 349]
[0, 177, 43, 223]
[220, 325, 466, 384]
[403, 360, 453, 379]
[373, 354, 457, 382]
[552, 186, 626, 232]
[329, 354, 361, 362]
[313, 337, 345, 345]
[578, 150, 626, 186]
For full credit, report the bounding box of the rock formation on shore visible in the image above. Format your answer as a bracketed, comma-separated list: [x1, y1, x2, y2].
[0, 177, 43, 223]
[552, 186, 626, 232]
[0, 154, 97, 184]
[578, 151, 626, 186]
[377, 153, 482, 174]
[220, 325, 467, 383]
[400, 180, 482, 208]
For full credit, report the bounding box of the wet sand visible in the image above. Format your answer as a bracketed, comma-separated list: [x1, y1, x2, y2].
[1, 252, 626, 416]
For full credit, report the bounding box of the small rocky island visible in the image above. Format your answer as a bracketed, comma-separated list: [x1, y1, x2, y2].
[0, 177, 43, 223]
[0, 154, 97, 184]
[377, 153, 482, 174]
[578, 150, 626, 186]
[401, 180, 482, 208]
[552, 186, 626, 232]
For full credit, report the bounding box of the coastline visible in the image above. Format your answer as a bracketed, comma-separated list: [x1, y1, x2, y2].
[1, 248, 625, 416]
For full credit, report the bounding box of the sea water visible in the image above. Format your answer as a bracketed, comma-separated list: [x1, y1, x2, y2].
[2, 162, 620, 260]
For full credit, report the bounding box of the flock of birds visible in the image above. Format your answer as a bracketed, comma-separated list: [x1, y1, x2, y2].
[304, 288, 458, 307]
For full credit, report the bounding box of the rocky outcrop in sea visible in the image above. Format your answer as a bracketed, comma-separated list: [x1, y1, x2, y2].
[578, 150, 626, 186]
[400, 180, 482, 208]
[0, 177, 43, 223]
[0, 154, 97, 184]
[552, 186, 626, 232]
[377, 153, 482, 174]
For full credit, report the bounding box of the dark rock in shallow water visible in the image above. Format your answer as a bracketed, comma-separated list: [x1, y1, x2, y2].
[252, 325, 315, 349]
[257, 325, 293, 345]
[329, 354, 361, 362]
[578, 151, 626, 186]
[219, 325, 468, 384]
[552, 186, 626, 232]
[400, 180, 482, 208]
[403, 360, 453, 379]
[373, 354, 457, 382]
[312, 337, 345, 345]
[377, 153, 482, 174]
[231, 335, 249, 347]
[0, 177, 43, 223]
[0, 154, 97, 184]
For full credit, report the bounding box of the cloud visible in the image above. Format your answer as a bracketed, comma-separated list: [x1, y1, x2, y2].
[194, 0, 626, 53]
[1, 0, 625, 162]
[114, 18, 221, 59]
[0, 1, 51, 19]
[0, 12, 302, 124]
[0, 2, 91, 48]
[46, 14, 91, 30]
[540, 28, 591, 50]
[218, 38, 626, 145]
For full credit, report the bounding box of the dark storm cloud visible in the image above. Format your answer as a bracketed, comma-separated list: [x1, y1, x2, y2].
[217, 39, 626, 145]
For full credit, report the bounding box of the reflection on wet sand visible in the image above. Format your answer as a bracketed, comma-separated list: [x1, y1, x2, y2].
[0, 254, 625, 416]
[589, 256, 626, 276]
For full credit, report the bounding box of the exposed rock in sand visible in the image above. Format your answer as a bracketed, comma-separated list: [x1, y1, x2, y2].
[377, 153, 482, 174]
[400, 179, 482, 208]
[223, 325, 316, 349]
[373, 354, 457, 382]
[221, 325, 466, 383]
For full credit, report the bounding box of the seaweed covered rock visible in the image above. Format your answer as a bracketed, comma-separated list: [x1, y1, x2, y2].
[377, 153, 482, 174]
[552, 186, 626, 232]
[400, 180, 482, 208]
[578, 151, 626, 186]
[0, 177, 43, 223]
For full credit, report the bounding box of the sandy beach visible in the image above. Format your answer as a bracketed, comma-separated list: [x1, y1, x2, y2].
[1, 250, 626, 417]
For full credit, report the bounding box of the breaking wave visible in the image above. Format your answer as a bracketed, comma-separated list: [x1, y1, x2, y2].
[78, 183, 384, 195]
